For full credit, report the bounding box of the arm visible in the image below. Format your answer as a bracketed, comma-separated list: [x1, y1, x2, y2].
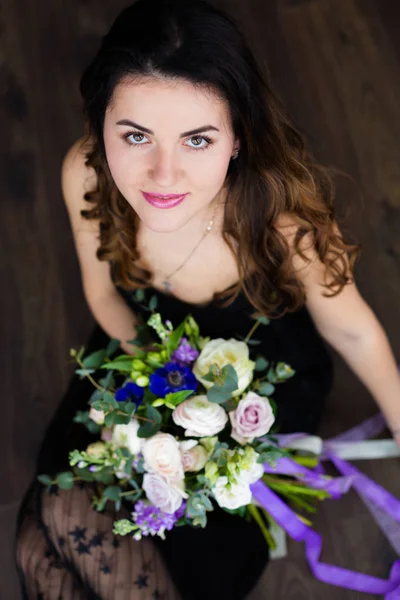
[61, 137, 140, 355]
[276, 214, 400, 437]
[88, 291, 140, 355]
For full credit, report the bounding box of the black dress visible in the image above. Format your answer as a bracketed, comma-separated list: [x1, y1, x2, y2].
[15, 286, 334, 600]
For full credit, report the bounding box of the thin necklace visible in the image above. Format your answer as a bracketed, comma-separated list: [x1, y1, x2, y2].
[160, 202, 219, 293]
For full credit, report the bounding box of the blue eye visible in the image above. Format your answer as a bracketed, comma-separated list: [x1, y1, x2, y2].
[121, 131, 214, 152]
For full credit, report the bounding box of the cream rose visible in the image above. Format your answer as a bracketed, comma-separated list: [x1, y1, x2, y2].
[229, 391, 275, 444]
[172, 395, 228, 437]
[212, 476, 252, 510]
[142, 433, 184, 482]
[193, 339, 255, 397]
[179, 440, 209, 472]
[111, 419, 142, 455]
[143, 473, 187, 514]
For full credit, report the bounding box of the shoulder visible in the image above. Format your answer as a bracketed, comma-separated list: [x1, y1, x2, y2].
[61, 135, 98, 210]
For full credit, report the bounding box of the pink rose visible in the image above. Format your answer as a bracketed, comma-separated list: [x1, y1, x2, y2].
[229, 391, 275, 444]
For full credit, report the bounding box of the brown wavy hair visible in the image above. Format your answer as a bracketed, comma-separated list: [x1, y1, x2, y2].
[78, 0, 361, 319]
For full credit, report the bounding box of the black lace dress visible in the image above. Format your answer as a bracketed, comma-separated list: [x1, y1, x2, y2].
[15, 286, 334, 600]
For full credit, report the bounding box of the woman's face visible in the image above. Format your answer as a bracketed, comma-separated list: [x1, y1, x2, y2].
[103, 77, 239, 233]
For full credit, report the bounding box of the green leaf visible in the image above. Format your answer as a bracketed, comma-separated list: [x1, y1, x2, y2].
[100, 359, 134, 373]
[103, 486, 122, 502]
[167, 320, 186, 355]
[106, 338, 121, 358]
[137, 404, 162, 438]
[82, 349, 107, 369]
[73, 410, 90, 424]
[164, 389, 194, 407]
[55, 471, 74, 490]
[258, 382, 275, 396]
[207, 364, 238, 404]
[37, 474, 53, 486]
[75, 368, 96, 377]
[86, 420, 102, 435]
[74, 468, 95, 482]
[134, 288, 145, 302]
[149, 295, 158, 311]
[104, 411, 116, 428]
[255, 357, 269, 372]
[207, 386, 231, 404]
[114, 412, 132, 425]
[93, 468, 115, 485]
[276, 362, 295, 381]
[247, 339, 261, 346]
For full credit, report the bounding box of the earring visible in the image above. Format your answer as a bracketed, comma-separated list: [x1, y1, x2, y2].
[232, 149, 239, 160]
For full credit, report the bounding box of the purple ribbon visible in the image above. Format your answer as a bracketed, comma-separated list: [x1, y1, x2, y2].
[251, 412, 400, 596]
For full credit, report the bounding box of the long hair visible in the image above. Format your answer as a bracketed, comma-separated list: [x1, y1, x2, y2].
[78, 0, 361, 318]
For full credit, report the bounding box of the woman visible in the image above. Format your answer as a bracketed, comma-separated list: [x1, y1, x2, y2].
[15, 0, 400, 598]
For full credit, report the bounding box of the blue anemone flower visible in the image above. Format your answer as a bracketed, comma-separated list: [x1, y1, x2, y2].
[115, 382, 144, 407]
[149, 362, 198, 398]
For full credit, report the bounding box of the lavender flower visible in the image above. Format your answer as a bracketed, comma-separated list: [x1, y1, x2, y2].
[172, 338, 199, 364]
[131, 500, 186, 539]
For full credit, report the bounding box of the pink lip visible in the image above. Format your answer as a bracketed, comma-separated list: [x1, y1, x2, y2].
[142, 191, 188, 209]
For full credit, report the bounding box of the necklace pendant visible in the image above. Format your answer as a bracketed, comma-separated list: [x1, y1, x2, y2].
[163, 279, 173, 292]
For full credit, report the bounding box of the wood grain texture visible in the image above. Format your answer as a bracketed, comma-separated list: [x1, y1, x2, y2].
[1, 0, 399, 597]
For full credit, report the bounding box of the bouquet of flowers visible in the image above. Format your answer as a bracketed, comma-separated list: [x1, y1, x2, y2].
[38, 293, 331, 549]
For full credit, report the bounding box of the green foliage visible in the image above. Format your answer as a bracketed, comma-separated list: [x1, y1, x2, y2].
[164, 390, 194, 409]
[257, 382, 275, 397]
[82, 349, 108, 369]
[137, 404, 162, 438]
[206, 364, 238, 404]
[37, 474, 53, 486]
[166, 320, 187, 356]
[254, 357, 269, 372]
[100, 358, 134, 373]
[55, 471, 74, 490]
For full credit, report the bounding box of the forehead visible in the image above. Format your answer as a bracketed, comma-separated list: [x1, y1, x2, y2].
[106, 77, 232, 133]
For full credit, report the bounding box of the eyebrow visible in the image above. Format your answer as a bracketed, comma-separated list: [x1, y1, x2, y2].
[116, 119, 220, 138]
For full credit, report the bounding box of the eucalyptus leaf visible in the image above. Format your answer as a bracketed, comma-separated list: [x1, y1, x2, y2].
[256, 315, 270, 325]
[104, 411, 116, 428]
[258, 382, 275, 396]
[75, 368, 96, 377]
[37, 474, 53, 486]
[149, 295, 158, 311]
[55, 471, 74, 490]
[255, 357, 269, 372]
[134, 288, 145, 302]
[103, 486, 122, 501]
[137, 404, 162, 438]
[114, 412, 132, 425]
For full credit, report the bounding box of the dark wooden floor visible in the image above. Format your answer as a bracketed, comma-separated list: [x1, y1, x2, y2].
[1, 0, 400, 598]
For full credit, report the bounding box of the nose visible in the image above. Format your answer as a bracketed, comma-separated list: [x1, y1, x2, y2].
[149, 147, 181, 188]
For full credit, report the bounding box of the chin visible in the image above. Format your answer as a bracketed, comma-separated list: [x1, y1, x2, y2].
[137, 209, 191, 234]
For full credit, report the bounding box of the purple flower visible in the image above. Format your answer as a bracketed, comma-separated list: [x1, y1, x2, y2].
[115, 382, 144, 407]
[149, 362, 198, 398]
[172, 337, 199, 364]
[132, 500, 184, 537]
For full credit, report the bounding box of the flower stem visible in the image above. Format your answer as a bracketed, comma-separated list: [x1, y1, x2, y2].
[245, 320, 261, 343]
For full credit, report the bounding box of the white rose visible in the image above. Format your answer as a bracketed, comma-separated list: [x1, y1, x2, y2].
[143, 473, 187, 514]
[237, 452, 264, 484]
[193, 339, 255, 397]
[111, 419, 142, 455]
[142, 433, 184, 482]
[172, 395, 228, 437]
[89, 407, 105, 425]
[179, 440, 209, 472]
[212, 476, 252, 510]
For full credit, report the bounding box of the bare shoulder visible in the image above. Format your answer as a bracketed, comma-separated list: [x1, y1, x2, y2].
[61, 135, 98, 211]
